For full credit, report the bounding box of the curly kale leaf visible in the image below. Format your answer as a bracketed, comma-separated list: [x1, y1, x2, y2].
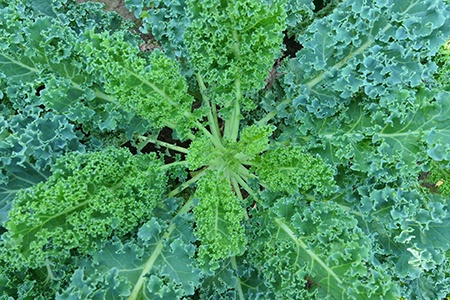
[286, 89, 450, 183]
[249, 195, 399, 299]
[0, 102, 84, 226]
[255, 145, 336, 194]
[124, 0, 191, 69]
[356, 187, 450, 299]
[284, 0, 314, 38]
[282, 0, 450, 119]
[0, 0, 153, 141]
[1, 147, 167, 270]
[193, 171, 246, 264]
[185, 0, 286, 103]
[59, 210, 200, 300]
[0, 104, 83, 207]
[186, 124, 274, 171]
[235, 124, 275, 161]
[186, 136, 217, 171]
[81, 31, 195, 137]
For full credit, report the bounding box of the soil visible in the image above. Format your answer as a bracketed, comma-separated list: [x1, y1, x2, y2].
[75, 0, 137, 23]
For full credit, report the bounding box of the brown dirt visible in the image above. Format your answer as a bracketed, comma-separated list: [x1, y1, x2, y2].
[75, 0, 138, 24]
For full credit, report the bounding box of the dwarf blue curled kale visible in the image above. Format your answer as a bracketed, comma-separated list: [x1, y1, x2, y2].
[186, 124, 274, 171]
[186, 136, 217, 170]
[284, 0, 314, 37]
[0, 147, 167, 270]
[2, 0, 450, 298]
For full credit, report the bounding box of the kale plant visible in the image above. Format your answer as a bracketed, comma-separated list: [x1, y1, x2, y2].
[1, 0, 450, 299]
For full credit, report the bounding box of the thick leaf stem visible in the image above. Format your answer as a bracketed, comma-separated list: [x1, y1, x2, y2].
[237, 164, 254, 180]
[159, 160, 188, 170]
[230, 256, 245, 300]
[229, 170, 258, 201]
[224, 78, 242, 142]
[275, 218, 343, 284]
[224, 29, 242, 142]
[230, 176, 249, 221]
[231, 177, 244, 201]
[194, 120, 226, 151]
[127, 196, 195, 300]
[196, 73, 222, 142]
[167, 168, 207, 198]
[256, 110, 277, 127]
[137, 135, 189, 154]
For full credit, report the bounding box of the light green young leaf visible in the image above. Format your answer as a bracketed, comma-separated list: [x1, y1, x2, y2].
[235, 124, 274, 161]
[1, 148, 167, 269]
[185, 0, 286, 102]
[186, 136, 217, 171]
[255, 145, 335, 194]
[81, 31, 195, 137]
[193, 171, 246, 263]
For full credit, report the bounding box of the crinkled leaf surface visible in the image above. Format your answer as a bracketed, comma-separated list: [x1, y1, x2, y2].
[59, 202, 200, 300]
[249, 195, 399, 300]
[185, 0, 286, 102]
[1, 148, 167, 269]
[193, 171, 246, 263]
[255, 145, 335, 194]
[1, 0, 450, 299]
[80, 30, 195, 137]
[283, 0, 450, 118]
[287, 89, 450, 180]
[0, 0, 153, 138]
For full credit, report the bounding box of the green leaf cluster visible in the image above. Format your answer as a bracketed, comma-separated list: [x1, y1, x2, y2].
[80, 31, 195, 133]
[2, 0, 450, 299]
